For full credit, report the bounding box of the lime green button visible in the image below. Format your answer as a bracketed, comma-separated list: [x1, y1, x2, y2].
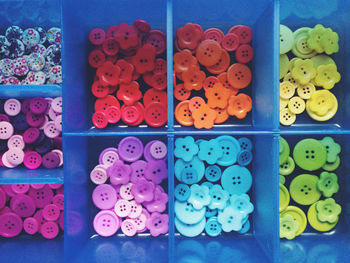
[279, 156, 295, 176]
[314, 64, 340, 90]
[320, 136, 341, 163]
[315, 198, 341, 224]
[291, 59, 316, 85]
[280, 214, 299, 240]
[308, 202, 338, 232]
[311, 55, 335, 68]
[307, 24, 326, 53]
[292, 27, 317, 58]
[317, 172, 339, 198]
[293, 138, 327, 171]
[280, 175, 286, 185]
[280, 25, 294, 54]
[306, 90, 338, 121]
[280, 54, 290, 79]
[280, 206, 307, 236]
[279, 137, 290, 165]
[279, 184, 290, 212]
[322, 156, 340, 172]
[320, 28, 339, 55]
[289, 174, 321, 205]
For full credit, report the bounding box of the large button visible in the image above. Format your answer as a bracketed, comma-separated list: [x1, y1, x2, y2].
[192, 104, 217, 129]
[292, 27, 316, 58]
[143, 88, 167, 107]
[205, 82, 230, 109]
[280, 214, 300, 240]
[227, 63, 252, 89]
[315, 198, 341, 224]
[280, 25, 294, 54]
[279, 184, 290, 212]
[196, 40, 222, 66]
[92, 184, 117, 210]
[93, 210, 120, 237]
[307, 202, 338, 232]
[0, 212, 23, 237]
[174, 156, 205, 183]
[280, 206, 307, 236]
[145, 160, 168, 184]
[289, 174, 321, 205]
[144, 102, 167, 127]
[10, 194, 36, 217]
[175, 200, 205, 225]
[116, 81, 142, 105]
[216, 135, 241, 166]
[175, 216, 205, 237]
[306, 90, 338, 121]
[118, 136, 143, 162]
[131, 44, 156, 74]
[174, 136, 199, 162]
[130, 178, 155, 203]
[293, 138, 327, 171]
[146, 212, 168, 237]
[221, 165, 252, 195]
[207, 48, 230, 74]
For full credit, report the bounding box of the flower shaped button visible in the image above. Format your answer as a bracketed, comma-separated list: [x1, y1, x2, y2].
[145, 160, 168, 184]
[306, 90, 337, 121]
[320, 28, 339, 55]
[96, 61, 121, 87]
[131, 44, 156, 74]
[205, 82, 231, 109]
[218, 206, 244, 232]
[107, 160, 131, 185]
[315, 198, 341, 224]
[227, 93, 252, 119]
[307, 24, 326, 53]
[182, 65, 206, 91]
[146, 212, 168, 237]
[192, 104, 217, 129]
[198, 139, 223, 165]
[188, 184, 211, 210]
[117, 81, 142, 105]
[174, 136, 199, 162]
[320, 136, 341, 163]
[174, 49, 198, 73]
[291, 59, 316, 85]
[230, 194, 254, 217]
[280, 214, 300, 240]
[128, 177, 154, 203]
[208, 185, 229, 210]
[177, 23, 202, 50]
[314, 64, 340, 90]
[317, 172, 339, 198]
[144, 186, 168, 213]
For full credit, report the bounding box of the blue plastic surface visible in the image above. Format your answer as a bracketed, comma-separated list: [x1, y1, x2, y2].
[0, 0, 349, 262]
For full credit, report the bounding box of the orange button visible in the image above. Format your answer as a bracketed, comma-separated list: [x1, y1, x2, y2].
[175, 100, 194, 126]
[227, 93, 252, 119]
[214, 108, 229, 124]
[174, 83, 191, 101]
[177, 23, 203, 50]
[188, 97, 206, 112]
[206, 48, 230, 74]
[174, 49, 198, 73]
[182, 65, 206, 91]
[227, 63, 252, 89]
[218, 72, 239, 96]
[203, 76, 219, 91]
[205, 82, 231, 109]
[192, 104, 217, 129]
[196, 39, 222, 66]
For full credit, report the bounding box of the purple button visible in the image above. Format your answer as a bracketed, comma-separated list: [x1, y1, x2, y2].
[40, 221, 59, 239]
[43, 204, 60, 221]
[23, 151, 42, 169]
[90, 166, 108, 185]
[21, 99, 31, 114]
[10, 194, 36, 217]
[11, 184, 30, 194]
[92, 184, 117, 210]
[128, 200, 142, 218]
[6, 148, 25, 166]
[118, 136, 143, 162]
[26, 111, 45, 127]
[28, 185, 54, 208]
[52, 194, 64, 210]
[146, 212, 168, 237]
[131, 212, 147, 232]
[114, 199, 131, 218]
[0, 188, 6, 209]
[0, 212, 23, 237]
[143, 185, 168, 213]
[0, 206, 12, 215]
[0, 114, 10, 122]
[42, 151, 60, 169]
[0, 121, 14, 140]
[150, 141, 167, 160]
[51, 149, 63, 167]
[7, 135, 25, 150]
[143, 140, 158, 162]
[2, 152, 17, 168]
[93, 210, 120, 237]
[23, 127, 40, 144]
[107, 160, 131, 185]
[35, 137, 53, 154]
[51, 97, 62, 113]
[121, 219, 137, 236]
[23, 217, 39, 235]
[130, 178, 155, 203]
[120, 183, 134, 200]
[145, 160, 168, 184]
[52, 137, 62, 149]
[130, 160, 148, 183]
[43, 121, 60, 138]
[99, 148, 119, 167]
[4, 98, 21, 116]
[30, 97, 48, 115]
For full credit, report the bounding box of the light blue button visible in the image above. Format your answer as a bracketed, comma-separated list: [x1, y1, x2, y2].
[188, 184, 211, 210]
[175, 216, 206, 237]
[175, 200, 205, 224]
[174, 136, 199, 162]
[198, 139, 223, 165]
[238, 137, 252, 151]
[230, 194, 254, 217]
[205, 165, 222, 182]
[181, 167, 198, 185]
[238, 219, 250, 234]
[205, 206, 218, 218]
[218, 206, 244, 232]
[208, 184, 229, 210]
[237, 150, 253, 166]
[205, 216, 222, 237]
[216, 136, 241, 166]
[174, 156, 205, 183]
[175, 184, 191, 202]
[202, 182, 213, 189]
[196, 139, 205, 145]
[221, 165, 252, 195]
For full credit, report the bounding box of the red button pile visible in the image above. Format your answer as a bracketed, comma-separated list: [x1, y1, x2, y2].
[174, 24, 253, 129]
[88, 20, 167, 128]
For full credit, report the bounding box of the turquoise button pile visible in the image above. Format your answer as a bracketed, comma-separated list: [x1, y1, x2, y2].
[174, 136, 254, 237]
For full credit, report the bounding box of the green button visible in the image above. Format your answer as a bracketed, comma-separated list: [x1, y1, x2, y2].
[293, 138, 327, 171]
[320, 28, 339, 55]
[280, 206, 307, 236]
[279, 137, 290, 165]
[315, 198, 341, 224]
[279, 156, 295, 176]
[322, 156, 340, 172]
[320, 136, 341, 163]
[280, 175, 286, 185]
[307, 202, 338, 232]
[280, 24, 294, 54]
[307, 24, 326, 53]
[289, 174, 321, 205]
[311, 55, 335, 68]
[292, 27, 317, 58]
[280, 214, 300, 240]
[317, 172, 339, 198]
[279, 184, 290, 212]
[280, 54, 290, 79]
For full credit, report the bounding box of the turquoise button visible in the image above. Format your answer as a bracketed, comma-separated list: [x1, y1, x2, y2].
[198, 139, 223, 165]
[205, 216, 222, 237]
[221, 165, 252, 195]
[237, 150, 253, 166]
[218, 206, 244, 232]
[238, 219, 250, 234]
[181, 167, 198, 184]
[208, 184, 229, 210]
[174, 156, 205, 183]
[174, 136, 199, 162]
[196, 139, 205, 145]
[188, 184, 211, 210]
[216, 136, 241, 166]
[205, 165, 222, 182]
[238, 137, 252, 151]
[175, 216, 206, 237]
[175, 184, 191, 202]
[230, 194, 254, 217]
[202, 181, 214, 189]
[205, 206, 218, 218]
[175, 200, 205, 224]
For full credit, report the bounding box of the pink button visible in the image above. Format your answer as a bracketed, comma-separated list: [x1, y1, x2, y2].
[131, 212, 147, 232]
[43, 204, 60, 221]
[28, 185, 54, 208]
[121, 219, 137, 236]
[26, 111, 45, 127]
[150, 141, 167, 159]
[48, 184, 62, 189]
[143, 186, 168, 213]
[10, 194, 36, 217]
[146, 212, 168, 237]
[120, 183, 134, 200]
[11, 184, 30, 194]
[33, 209, 47, 227]
[40, 221, 59, 239]
[7, 135, 25, 150]
[51, 150, 63, 167]
[31, 184, 45, 189]
[0, 188, 6, 209]
[128, 200, 142, 218]
[43, 121, 60, 138]
[0, 212, 23, 237]
[23, 151, 42, 169]
[93, 210, 120, 237]
[4, 99, 21, 116]
[23, 217, 39, 235]
[114, 199, 131, 218]
[48, 107, 60, 121]
[107, 160, 131, 185]
[101, 149, 119, 167]
[2, 185, 16, 197]
[89, 28, 106, 45]
[54, 114, 62, 131]
[92, 184, 117, 210]
[58, 212, 64, 231]
[6, 148, 25, 166]
[130, 178, 155, 203]
[90, 166, 108, 185]
[0, 206, 12, 215]
[0, 121, 14, 140]
[51, 97, 62, 113]
[52, 194, 64, 210]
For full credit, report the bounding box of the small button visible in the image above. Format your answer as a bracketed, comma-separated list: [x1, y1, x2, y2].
[204, 28, 224, 43]
[238, 137, 252, 151]
[174, 83, 191, 101]
[279, 136, 290, 165]
[317, 171, 339, 198]
[204, 165, 222, 182]
[175, 184, 191, 202]
[292, 27, 317, 58]
[23, 217, 39, 235]
[198, 139, 223, 165]
[121, 219, 137, 236]
[320, 136, 341, 163]
[307, 24, 326, 53]
[322, 156, 340, 172]
[227, 63, 252, 89]
[205, 216, 222, 237]
[233, 25, 253, 44]
[174, 156, 205, 183]
[235, 44, 253, 64]
[7, 135, 25, 150]
[130, 160, 148, 183]
[114, 199, 132, 218]
[104, 106, 121, 124]
[288, 96, 306, 115]
[306, 89, 338, 121]
[98, 147, 118, 166]
[93, 210, 120, 237]
[42, 151, 60, 169]
[102, 38, 119, 56]
[237, 150, 252, 166]
[4, 98, 21, 116]
[143, 88, 167, 106]
[289, 174, 321, 205]
[40, 221, 59, 239]
[227, 93, 252, 119]
[297, 83, 315, 99]
[23, 151, 42, 169]
[221, 165, 252, 195]
[280, 108, 296, 126]
[320, 28, 339, 55]
[221, 33, 239, 52]
[11, 184, 29, 194]
[92, 184, 117, 210]
[90, 165, 108, 185]
[43, 121, 60, 138]
[175, 215, 205, 237]
[134, 20, 151, 33]
[203, 76, 219, 91]
[120, 182, 134, 201]
[88, 49, 106, 68]
[130, 178, 155, 203]
[217, 135, 241, 166]
[89, 28, 106, 45]
[51, 97, 63, 114]
[314, 64, 340, 90]
[279, 156, 295, 176]
[118, 136, 143, 162]
[43, 204, 60, 221]
[128, 200, 142, 218]
[188, 184, 211, 209]
[97, 61, 121, 87]
[150, 140, 167, 160]
[230, 193, 254, 216]
[121, 105, 141, 125]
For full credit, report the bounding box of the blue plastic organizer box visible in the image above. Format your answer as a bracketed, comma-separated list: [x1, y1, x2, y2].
[0, 0, 349, 262]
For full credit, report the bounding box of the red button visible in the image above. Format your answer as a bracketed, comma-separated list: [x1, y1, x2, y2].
[89, 28, 106, 45]
[144, 102, 167, 127]
[174, 83, 191, 101]
[114, 23, 139, 50]
[108, 85, 118, 94]
[151, 73, 167, 91]
[106, 55, 118, 64]
[91, 81, 109, 98]
[121, 105, 141, 125]
[117, 81, 142, 105]
[116, 59, 134, 84]
[106, 25, 118, 39]
[217, 72, 239, 96]
[177, 23, 203, 51]
[235, 44, 253, 64]
[88, 49, 105, 68]
[233, 26, 253, 44]
[104, 106, 121, 124]
[203, 76, 219, 91]
[102, 38, 119, 56]
[95, 95, 120, 112]
[143, 88, 167, 107]
[96, 61, 121, 87]
[92, 111, 108, 129]
[203, 28, 225, 44]
[144, 30, 166, 55]
[221, 33, 240, 52]
[134, 20, 151, 33]
[128, 102, 144, 126]
[143, 72, 154, 86]
[153, 58, 167, 75]
[131, 44, 156, 74]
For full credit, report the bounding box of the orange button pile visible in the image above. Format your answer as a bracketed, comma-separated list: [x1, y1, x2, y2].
[174, 24, 253, 129]
[88, 20, 167, 129]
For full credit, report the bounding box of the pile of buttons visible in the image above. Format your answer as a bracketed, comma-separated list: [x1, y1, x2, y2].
[174, 24, 253, 129]
[91, 136, 168, 237]
[174, 136, 253, 237]
[0, 184, 64, 239]
[279, 136, 342, 239]
[0, 26, 61, 85]
[0, 97, 62, 169]
[280, 24, 340, 125]
[88, 20, 167, 129]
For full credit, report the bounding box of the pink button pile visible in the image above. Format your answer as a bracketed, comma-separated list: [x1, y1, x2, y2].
[0, 184, 64, 239]
[0, 97, 62, 169]
[91, 136, 169, 237]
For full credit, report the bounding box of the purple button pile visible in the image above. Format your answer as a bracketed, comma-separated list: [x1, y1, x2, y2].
[0, 97, 62, 169]
[91, 136, 169, 237]
[0, 183, 64, 239]
[0, 26, 61, 85]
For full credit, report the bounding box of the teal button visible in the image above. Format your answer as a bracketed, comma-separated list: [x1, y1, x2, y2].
[175, 216, 206, 237]
[218, 206, 244, 232]
[175, 200, 205, 225]
[198, 139, 223, 165]
[230, 194, 254, 217]
[221, 165, 252, 195]
[216, 136, 241, 166]
[174, 136, 199, 162]
[237, 150, 253, 166]
[202, 181, 214, 189]
[238, 219, 250, 234]
[174, 156, 205, 183]
[205, 206, 218, 218]
[205, 165, 222, 182]
[205, 216, 222, 237]
[238, 137, 252, 151]
[188, 184, 211, 210]
[181, 167, 198, 185]
[208, 184, 229, 210]
[175, 184, 191, 202]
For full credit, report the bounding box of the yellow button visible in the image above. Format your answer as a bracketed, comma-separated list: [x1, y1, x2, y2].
[280, 108, 296, 126]
[314, 64, 341, 90]
[297, 83, 316, 100]
[288, 57, 300, 71]
[306, 89, 338, 121]
[291, 59, 316, 85]
[283, 73, 300, 89]
[310, 55, 335, 68]
[280, 54, 290, 80]
[280, 206, 307, 236]
[280, 81, 296, 99]
[280, 98, 288, 110]
[288, 96, 305, 114]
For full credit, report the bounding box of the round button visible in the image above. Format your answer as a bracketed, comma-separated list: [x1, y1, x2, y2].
[289, 174, 321, 205]
[297, 83, 315, 100]
[280, 206, 307, 236]
[205, 216, 222, 237]
[204, 165, 221, 182]
[4, 98, 21, 116]
[280, 108, 296, 126]
[93, 210, 120, 237]
[279, 156, 295, 176]
[0, 212, 23, 237]
[306, 90, 338, 121]
[104, 106, 121, 124]
[280, 184, 290, 212]
[30, 97, 48, 115]
[175, 101, 194, 126]
[237, 150, 253, 166]
[235, 44, 253, 64]
[144, 102, 167, 127]
[221, 165, 252, 195]
[293, 138, 327, 171]
[121, 105, 140, 125]
[288, 96, 305, 114]
[175, 216, 206, 237]
[10, 194, 36, 217]
[175, 200, 205, 225]
[143, 88, 167, 107]
[174, 156, 205, 183]
[280, 81, 296, 99]
[207, 48, 230, 74]
[234, 26, 253, 44]
[307, 202, 338, 232]
[11, 184, 29, 194]
[292, 27, 316, 58]
[196, 39, 222, 66]
[227, 63, 252, 89]
[216, 135, 241, 166]
[144, 30, 166, 55]
[214, 108, 229, 124]
[221, 33, 239, 52]
[43, 204, 60, 221]
[23, 217, 39, 235]
[118, 136, 143, 162]
[322, 156, 340, 172]
[150, 141, 167, 159]
[89, 49, 106, 68]
[175, 184, 191, 202]
[89, 28, 106, 45]
[8, 135, 25, 150]
[92, 184, 117, 210]
[280, 25, 294, 54]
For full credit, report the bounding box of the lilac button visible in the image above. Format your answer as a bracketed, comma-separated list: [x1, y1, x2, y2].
[26, 111, 45, 127]
[90, 166, 108, 185]
[23, 151, 42, 169]
[143, 140, 158, 162]
[23, 127, 40, 144]
[100, 148, 119, 167]
[0, 114, 10, 122]
[107, 160, 131, 185]
[131, 212, 148, 232]
[51, 97, 62, 113]
[120, 183, 134, 200]
[143, 186, 168, 213]
[21, 99, 31, 114]
[52, 194, 64, 210]
[51, 149, 63, 167]
[128, 200, 142, 218]
[2, 152, 17, 168]
[150, 141, 167, 160]
[23, 217, 39, 235]
[118, 136, 143, 162]
[121, 219, 137, 236]
[131, 178, 155, 203]
[43, 121, 60, 138]
[146, 212, 168, 237]
[0, 121, 14, 140]
[114, 199, 131, 218]
[48, 107, 60, 121]
[130, 160, 148, 183]
[42, 151, 60, 169]
[4, 98, 21, 116]
[6, 148, 25, 166]
[10, 194, 36, 217]
[28, 185, 54, 208]
[7, 135, 25, 150]
[0, 212, 23, 237]
[145, 160, 168, 184]
[93, 210, 120, 237]
[137, 208, 150, 233]
[43, 204, 60, 221]
[92, 184, 117, 210]
[98, 147, 118, 164]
